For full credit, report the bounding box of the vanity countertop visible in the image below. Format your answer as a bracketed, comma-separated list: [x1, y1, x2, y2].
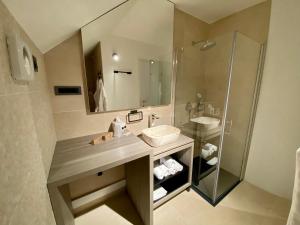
[48, 133, 152, 186]
[48, 132, 194, 186]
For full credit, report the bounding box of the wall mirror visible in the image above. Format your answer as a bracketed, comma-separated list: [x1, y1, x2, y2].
[81, 0, 174, 113]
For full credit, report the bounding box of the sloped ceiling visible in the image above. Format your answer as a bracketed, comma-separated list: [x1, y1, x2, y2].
[173, 0, 266, 23]
[2, 0, 266, 53]
[2, 0, 127, 53]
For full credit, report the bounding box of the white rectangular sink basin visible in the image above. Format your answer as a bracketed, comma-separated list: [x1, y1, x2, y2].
[190, 116, 220, 130]
[142, 125, 181, 147]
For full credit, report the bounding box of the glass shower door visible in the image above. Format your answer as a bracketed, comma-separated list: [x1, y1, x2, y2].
[214, 32, 263, 201]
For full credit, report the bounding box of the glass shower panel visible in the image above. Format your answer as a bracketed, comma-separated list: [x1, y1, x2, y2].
[174, 32, 235, 202]
[193, 33, 234, 201]
[174, 45, 206, 128]
[215, 32, 262, 200]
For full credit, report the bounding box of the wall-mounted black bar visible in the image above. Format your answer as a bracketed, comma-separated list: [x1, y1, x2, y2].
[54, 86, 82, 95]
[114, 70, 132, 75]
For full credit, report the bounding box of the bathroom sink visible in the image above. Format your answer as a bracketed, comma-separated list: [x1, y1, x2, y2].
[142, 125, 181, 147]
[190, 116, 220, 129]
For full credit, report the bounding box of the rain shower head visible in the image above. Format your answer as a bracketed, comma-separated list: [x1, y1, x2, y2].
[192, 40, 216, 51]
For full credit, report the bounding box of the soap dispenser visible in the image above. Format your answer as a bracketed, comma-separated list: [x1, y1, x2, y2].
[112, 117, 126, 137]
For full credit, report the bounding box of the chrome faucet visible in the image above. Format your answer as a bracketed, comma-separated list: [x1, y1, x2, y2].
[148, 113, 159, 128]
[185, 102, 193, 120]
[197, 100, 205, 113]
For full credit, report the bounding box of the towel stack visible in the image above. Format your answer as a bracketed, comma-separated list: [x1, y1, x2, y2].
[160, 156, 183, 174]
[287, 148, 300, 225]
[201, 143, 218, 159]
[153, 156, 184, 180]
[153, 163, 170, 180]
[153, 187, 168, 201]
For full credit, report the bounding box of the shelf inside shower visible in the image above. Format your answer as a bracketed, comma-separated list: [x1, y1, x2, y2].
[193, 157, 217, 182]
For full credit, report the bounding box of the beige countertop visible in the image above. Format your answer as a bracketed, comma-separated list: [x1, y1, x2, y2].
[48, 132, 194, 186]
[48, 133, 152, 186]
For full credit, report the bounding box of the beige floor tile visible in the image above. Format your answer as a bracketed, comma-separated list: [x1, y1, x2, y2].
[259, 216, 287, 225]
[220, 182, 291, 219]
[154, 204, 187, 225]
[76, 193, 143, 225]
[75, 182, 290, 225]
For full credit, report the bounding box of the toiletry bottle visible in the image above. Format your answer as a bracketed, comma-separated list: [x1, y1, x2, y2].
[112, 117, 126, 137]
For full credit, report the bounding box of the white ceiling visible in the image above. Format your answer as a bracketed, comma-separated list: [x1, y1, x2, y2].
[172, 0, 266, 23]
[2, 0, 127, 53]
[2, 0, 266, 53]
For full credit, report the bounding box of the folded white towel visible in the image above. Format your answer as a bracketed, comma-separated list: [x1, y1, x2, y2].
[203, 143, 218, 152]
[201, 143, 218, 159]
[153, 187, 167, 201]
[154, 163, 170, 180]
[160, 156, 183, 173]
[207, 157, 218, 166]
[201, 149, 215, 159]
[287, 148, 300, 225]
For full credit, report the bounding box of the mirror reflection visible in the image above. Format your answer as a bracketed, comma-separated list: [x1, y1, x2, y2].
[81, 0, 174, 113]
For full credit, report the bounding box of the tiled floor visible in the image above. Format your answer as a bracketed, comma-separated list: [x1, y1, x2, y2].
[75, 182, 291, 225]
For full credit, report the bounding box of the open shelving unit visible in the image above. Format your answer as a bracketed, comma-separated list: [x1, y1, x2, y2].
[153, 162, 190, 208]
[150, 135, 194, 209]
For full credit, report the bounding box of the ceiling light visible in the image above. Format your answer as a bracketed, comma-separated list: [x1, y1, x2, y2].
[112, 53, 119, 61]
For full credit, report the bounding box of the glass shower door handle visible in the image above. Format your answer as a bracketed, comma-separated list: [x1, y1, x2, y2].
[224, 120, 233, 135]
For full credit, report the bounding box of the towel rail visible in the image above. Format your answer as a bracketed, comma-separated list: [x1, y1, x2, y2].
[114, 70, 132, 75]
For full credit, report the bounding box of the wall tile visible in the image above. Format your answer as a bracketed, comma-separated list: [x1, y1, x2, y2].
[0, 1, 56, 224]
[29, 90, 56, 175]
[9, 162, 56, 225]
[0, 95, 39, 223]
[53, 105, 173, 141]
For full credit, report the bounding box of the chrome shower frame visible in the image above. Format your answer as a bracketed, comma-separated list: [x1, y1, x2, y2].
[173, 31, 267, 205]
[212, 31, 266, 204]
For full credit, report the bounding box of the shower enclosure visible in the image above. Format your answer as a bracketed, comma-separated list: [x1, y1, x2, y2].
[174, 31, 265, 204]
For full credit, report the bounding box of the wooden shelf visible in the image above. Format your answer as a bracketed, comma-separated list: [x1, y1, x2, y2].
[199, 165, 216, 180]
[153, 183, 190, 209]
[193, 157, 217, 182]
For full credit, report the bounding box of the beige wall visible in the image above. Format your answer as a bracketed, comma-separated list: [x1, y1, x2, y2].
[0, 1, 56, 224]
[204, 1, 271, 110]
[209, 1, 271, 44]
[203, 32, 234, 111]
[173, 9, 209, 126]
[245, 0, 300, 199]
